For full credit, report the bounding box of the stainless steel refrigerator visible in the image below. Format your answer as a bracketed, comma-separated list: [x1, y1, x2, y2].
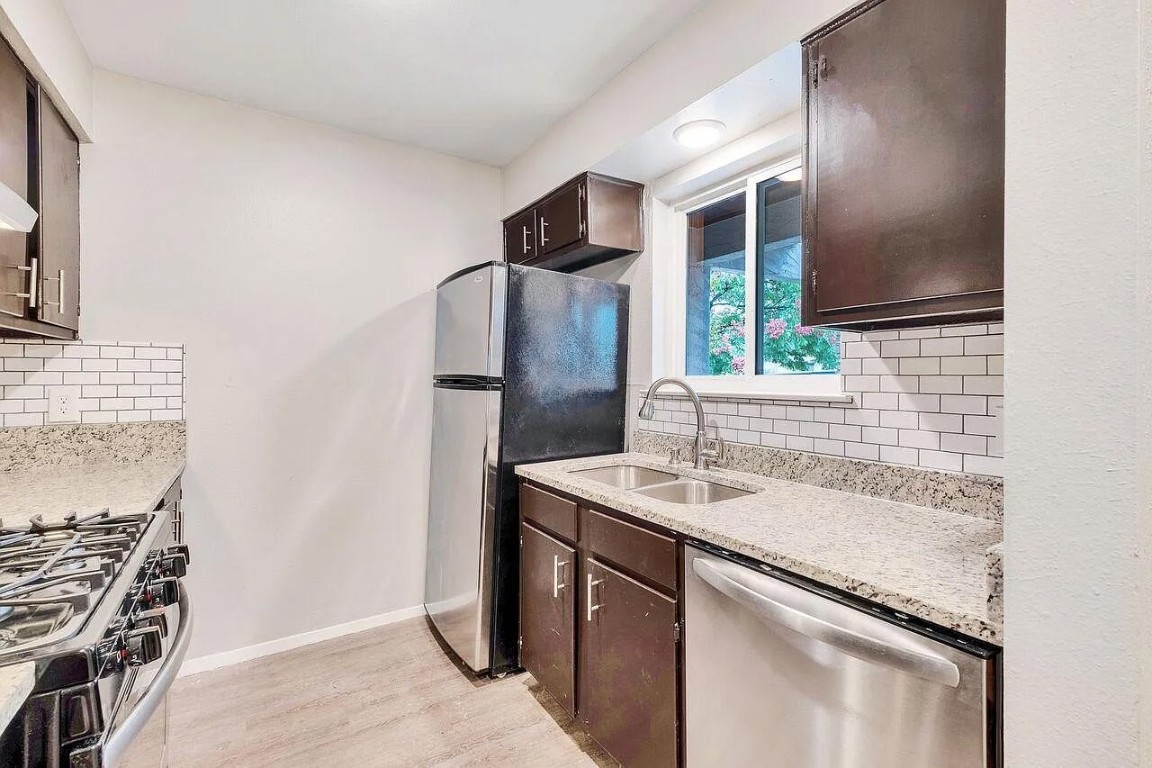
[424, 261, 629, 675]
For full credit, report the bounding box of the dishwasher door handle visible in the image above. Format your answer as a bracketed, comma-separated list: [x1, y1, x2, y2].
[692, 557, 961, 688]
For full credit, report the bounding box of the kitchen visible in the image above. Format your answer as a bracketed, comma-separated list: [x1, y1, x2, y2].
[0, 0, 1143, 766]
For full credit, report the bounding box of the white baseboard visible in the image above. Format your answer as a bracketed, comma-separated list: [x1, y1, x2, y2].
[178, 604, 426, 678]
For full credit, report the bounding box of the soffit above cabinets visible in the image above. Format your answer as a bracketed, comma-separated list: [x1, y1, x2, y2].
[61, 0, 707, 166]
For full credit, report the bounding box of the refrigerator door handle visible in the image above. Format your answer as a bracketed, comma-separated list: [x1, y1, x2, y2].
[692, 557, 961, 687]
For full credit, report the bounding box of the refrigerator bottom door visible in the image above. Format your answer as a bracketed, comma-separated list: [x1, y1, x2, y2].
[683, 546, 994, 768]
[424, 385, 502, 673]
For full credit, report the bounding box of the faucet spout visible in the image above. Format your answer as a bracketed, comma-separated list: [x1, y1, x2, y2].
[638, 377, 712, 469]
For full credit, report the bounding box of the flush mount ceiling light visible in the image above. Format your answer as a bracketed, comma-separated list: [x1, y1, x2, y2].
[673, 119, 726, 149]
[0, 181, 36, 232]
[776, 168, 803, 182]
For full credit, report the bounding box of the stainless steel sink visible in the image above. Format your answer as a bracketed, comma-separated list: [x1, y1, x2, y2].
[635, 479, 752, 505]
[570, 465, 678, 489]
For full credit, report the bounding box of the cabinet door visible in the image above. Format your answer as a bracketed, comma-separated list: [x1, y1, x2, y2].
[37, 94, 80, 330]
[520, 522, 576, 717]
[804, 0, 1004, 324]
[0, 41, 28, 320]
[504, 209, 536, 264]
[536, 181, 584, 256]
[580, 558, 677, 768]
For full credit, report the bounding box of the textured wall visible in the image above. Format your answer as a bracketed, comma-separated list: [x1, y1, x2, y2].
[1004, 0, 1152, 764]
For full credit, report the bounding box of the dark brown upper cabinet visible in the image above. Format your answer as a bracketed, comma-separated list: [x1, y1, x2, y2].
[503, 172, 643, 273]
[503, 209, 537, 264]
[0, 39, 30, 323]
[801, 0, 1005, 330]
[0, 34, 81, 340]
[36, 93, 80, 332]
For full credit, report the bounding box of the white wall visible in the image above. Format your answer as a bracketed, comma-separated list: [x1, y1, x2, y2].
[0, 0, 92, 139]
[79, 71, 501, 658]
[1004, 0, 1152, 764]
[501, 0, 852, 214]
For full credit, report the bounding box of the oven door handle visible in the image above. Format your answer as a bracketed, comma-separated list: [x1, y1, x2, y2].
[102, 586, 194, 768]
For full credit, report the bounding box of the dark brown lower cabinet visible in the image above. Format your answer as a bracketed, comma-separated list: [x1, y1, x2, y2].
[579, 558, 678, 768]
[519, 521, 576, 717]
[519, 482, 682, 767]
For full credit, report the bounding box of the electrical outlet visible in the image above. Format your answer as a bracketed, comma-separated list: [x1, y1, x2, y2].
[46, 386, 81, 423]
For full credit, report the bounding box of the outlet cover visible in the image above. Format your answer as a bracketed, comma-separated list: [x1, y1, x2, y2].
[46, 386, 81, 423]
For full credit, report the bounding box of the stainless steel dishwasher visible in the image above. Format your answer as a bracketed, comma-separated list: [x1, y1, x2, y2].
[683, 543, 1000, 767]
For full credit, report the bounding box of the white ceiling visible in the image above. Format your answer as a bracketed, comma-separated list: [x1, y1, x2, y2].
[61, 0, 708, 166]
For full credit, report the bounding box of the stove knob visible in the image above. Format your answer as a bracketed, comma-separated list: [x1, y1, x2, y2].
[161, 552, 188, 578]
[125, 626, 163, 666]
[152, 577, 181, 606]
[167, 544, 191, 565]
[135, 606, 169, 638]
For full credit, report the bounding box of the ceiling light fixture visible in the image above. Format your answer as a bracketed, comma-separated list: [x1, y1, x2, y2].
[673, 119, 726, 149]
[776, 168, 803, 182]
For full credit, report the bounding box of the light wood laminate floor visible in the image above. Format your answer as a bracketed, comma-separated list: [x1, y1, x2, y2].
[169, 617, 615, 767]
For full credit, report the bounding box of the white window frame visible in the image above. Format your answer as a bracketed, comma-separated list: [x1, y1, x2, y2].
[657, 156, 846, 399]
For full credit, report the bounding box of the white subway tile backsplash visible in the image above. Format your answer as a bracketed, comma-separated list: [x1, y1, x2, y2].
[879, 410, 919, 430]
[640, 323, 1003, 476]
[0, 342, 184, 427]
[845, 441, 880, 461]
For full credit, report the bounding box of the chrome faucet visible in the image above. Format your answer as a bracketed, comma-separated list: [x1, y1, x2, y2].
[638, 377, 724, 469]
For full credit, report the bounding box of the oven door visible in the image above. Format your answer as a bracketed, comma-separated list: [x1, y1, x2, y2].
[85, 587, 193, 768]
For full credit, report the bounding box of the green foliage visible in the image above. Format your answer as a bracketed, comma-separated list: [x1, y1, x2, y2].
[760, 279, 840, 373]
[704, 271, 839, 375]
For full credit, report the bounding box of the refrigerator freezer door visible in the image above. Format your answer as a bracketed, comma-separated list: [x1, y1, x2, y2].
[434, 263, 507, 381]
[424, 384, 502, 673]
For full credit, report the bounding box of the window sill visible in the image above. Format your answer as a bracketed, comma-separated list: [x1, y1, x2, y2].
[639, 387, 855, 404]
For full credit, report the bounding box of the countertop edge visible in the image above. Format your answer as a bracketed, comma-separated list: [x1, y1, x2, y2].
[0, 662, 35, 736]
[516, 456, 1002, 645]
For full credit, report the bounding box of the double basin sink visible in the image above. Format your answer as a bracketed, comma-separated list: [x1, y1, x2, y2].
[570, 464, 753, 505]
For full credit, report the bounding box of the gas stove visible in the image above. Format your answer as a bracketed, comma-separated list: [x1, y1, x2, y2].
[0, 487, 191, 768]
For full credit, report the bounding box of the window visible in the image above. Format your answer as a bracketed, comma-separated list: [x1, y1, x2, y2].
[677, 163, 840, 388]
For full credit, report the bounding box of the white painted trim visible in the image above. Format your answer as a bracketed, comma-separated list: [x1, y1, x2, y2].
[177, 605, 426, 677]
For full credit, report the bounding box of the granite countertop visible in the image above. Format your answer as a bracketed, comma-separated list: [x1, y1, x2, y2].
[517, 452, 1003, 644]
[0, 663, 35, 735]
[0, 459, 186, 528]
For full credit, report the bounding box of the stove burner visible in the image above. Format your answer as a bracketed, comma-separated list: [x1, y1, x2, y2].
[0, 507, 150, 654]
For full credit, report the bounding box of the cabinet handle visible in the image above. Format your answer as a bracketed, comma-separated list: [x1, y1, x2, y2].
[42, 269, 65, 314]
[586, 573, 605, 622]
[552, 556, 568, 598]
[538, 218, 549, 248]
[5, 261, 35, 305]
[521, 226, 531, 255]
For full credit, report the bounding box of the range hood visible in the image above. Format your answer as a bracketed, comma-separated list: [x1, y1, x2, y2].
[0, 180, 36, 232]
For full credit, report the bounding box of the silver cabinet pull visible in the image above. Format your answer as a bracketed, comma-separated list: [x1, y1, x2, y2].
[521, 226, 531, 255]
[552, 556, 569, 598]
[538, 218, 549, 248]
[4, 262, 34, 303]
[586, 573, 605, 622]
[42, 269, 64, 314]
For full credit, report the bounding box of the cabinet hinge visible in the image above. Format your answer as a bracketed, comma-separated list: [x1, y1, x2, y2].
[673, 621, 681, 643]
[578, 183, 585, 201]
[579, 220, 586, 238]
[810, 269, 818, 294]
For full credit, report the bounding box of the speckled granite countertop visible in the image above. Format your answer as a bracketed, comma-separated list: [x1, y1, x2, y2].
[0, 663, 34, 736]
[517, 452, 1003, 644]
[0, 459, 185, 528]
